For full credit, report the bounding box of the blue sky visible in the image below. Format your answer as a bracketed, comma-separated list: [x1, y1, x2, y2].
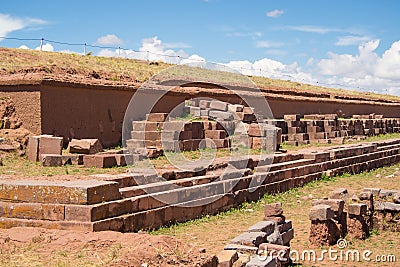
[1, 0, 400, 95]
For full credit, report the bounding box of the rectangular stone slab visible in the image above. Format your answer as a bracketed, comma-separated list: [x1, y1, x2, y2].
[0, 180, 120, 204]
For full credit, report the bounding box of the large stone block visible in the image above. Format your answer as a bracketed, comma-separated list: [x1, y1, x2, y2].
[39, 135, 63, 156]
[264, 203, 283, 217]
[83, 155, 118, 168]
[216, 250, 238, 267]
[312, 199, 345, 216]
[40, 154, 63, 167]
[309, 204, 334, 221]
[0, 180, 120, 204]
[146, 113, 168, 122]
[247, 221, 275, 235]
[27, 136, 40, 162]
[209, 110, 234, 121]
[230, 232, 267, 247]
[209, 100, 228, 111]
[68, 139, 103, 154]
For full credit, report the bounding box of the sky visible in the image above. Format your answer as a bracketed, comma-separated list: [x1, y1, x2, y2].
[1, 0, 400, 95]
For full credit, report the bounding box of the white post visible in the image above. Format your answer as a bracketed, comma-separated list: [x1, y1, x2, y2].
[40, 38, 44, 51]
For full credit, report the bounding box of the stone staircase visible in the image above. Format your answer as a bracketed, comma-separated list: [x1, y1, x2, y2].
[1, 139, 400, 232]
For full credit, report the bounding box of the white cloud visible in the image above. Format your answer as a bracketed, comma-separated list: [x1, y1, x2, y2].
[96, 34, 123, 45]
[256, 40, 285, 48]
[266, 9, 284, 18]
[316, 39, 400, 95]
[35, 43, 54, 52]
[335, 35, 372, 46]
[282, 25, 341, 34]
[18, 45, 30, 50]
[0, 13, 46, 39]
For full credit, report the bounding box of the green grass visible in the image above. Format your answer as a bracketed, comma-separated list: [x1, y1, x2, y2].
[1, 47, 399, 103]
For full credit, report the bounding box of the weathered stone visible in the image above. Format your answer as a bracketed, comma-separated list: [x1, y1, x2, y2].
[68, 139, 103, 154]
[209, 110, 234, 121]
[309, 219, 340, 246]
[284, 114, 300, 121]
[309, 204, 334, 221]
[39, 135, 63, 156]
[209, 100, 228, 111]
[280, 228, 294, 245]
[230, 232, 267, 247]
[83, 155, 118, 168]
[379, 190, 399, 198]
[348, 204, 367, 216]
[216, 250, 238, 267]
[247, 221, 275, 235]
[27, 136, 40, 162]
[359, 191, 373, 201]
[277, 220, 292, 234]
[0, 180, 120, 204]
[394, 193, 400, 204]
[40, 154, 63, 167]
[266, 228, 283, 245]
[264, 216, 285, 224]
[330, 188, 349, 200]
[228, 104, 244, 113]
[264, 203, 283, 217]
[199, 100, 210, 109]
[311, 199, 344, 215]
[146, 113, 168, 122]
[363, 188, 381, 196]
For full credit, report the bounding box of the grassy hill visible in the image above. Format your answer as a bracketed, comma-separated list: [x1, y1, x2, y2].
[1, 47, 399, 103]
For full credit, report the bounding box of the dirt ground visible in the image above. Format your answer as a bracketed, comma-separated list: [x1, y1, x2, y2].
[0, 227, 216, 267]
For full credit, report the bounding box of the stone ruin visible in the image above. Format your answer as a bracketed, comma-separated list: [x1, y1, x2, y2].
[280, 113, 400, 146]
[217, 202, 294, 267]
[309, 187, 400, 246]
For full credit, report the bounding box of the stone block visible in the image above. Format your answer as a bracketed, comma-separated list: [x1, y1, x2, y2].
[209, 100, 228, 111]
[363, 188, 381, 196]
[247, 221, 275, 235]
[205, 130, 227, 139]
[264, 203, 283, 217]
[199, 99, 210, 109]
[146, 113, 168, 122]
[277, 220, 292, 234]
[330, 188, 349, 200]
[394, 193, 400, 204]
[264, 216, 285, 224]
[27, 136, 40, 162]
[40, 154, 63, 167]
[311, 199, 345, 215]
[68, 139, 103, 154]
[230, 232, 267, 247]
[61, 154, 84, 165]
[228, 104, 244, 113]
[303, 152, 331, 163]
[39, 136, 63, 156]
[309, 204, 334, 221]
[189, 106, 201, 117]
[0, 180, 120, 204]
[280, 228, 294, 245]
[83, 155, 118, 168]
[283, 114, 300, 121]
[348, 204, 367, 216]
[216, 250, 238, 267]
[309, 219, 340, 246]
[359, 191, 373, 201]
[209, 110, 234, 121]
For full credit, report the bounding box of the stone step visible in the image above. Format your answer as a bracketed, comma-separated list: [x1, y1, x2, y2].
[0, 180, 120, 204]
